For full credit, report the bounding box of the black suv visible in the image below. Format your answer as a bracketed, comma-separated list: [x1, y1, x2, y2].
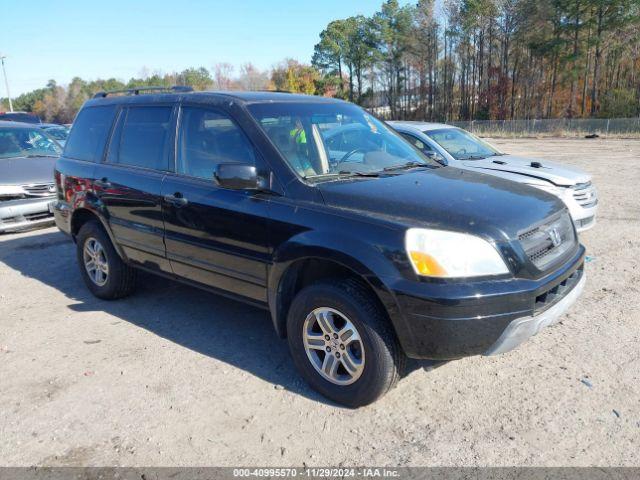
[53, 87, 586, 407]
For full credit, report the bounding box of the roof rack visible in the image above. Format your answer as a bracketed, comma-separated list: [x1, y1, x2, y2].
[257, 89, 292, 94]
[93, 85, 193, 99]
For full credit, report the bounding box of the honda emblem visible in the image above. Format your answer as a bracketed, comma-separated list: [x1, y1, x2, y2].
[547, 227, 562, 247]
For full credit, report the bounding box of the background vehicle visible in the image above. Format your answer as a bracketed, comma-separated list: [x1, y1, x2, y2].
[40, 123, 70, 146]
[54, 89, 585, 407]
[0, 121, 61, 232]
[391, 121, 598, 232]
[0, 111, 42, 124]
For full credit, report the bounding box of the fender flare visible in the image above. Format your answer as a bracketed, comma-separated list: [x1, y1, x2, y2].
[267, 230, 406, 341]
[70, 195, 127, 261]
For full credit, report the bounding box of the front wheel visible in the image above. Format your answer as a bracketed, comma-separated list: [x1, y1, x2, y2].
[287, 279, 404, 407]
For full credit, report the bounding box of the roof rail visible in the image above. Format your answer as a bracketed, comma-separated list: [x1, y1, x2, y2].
[93, 85, 193, 99]
[257, 89, 292, 94]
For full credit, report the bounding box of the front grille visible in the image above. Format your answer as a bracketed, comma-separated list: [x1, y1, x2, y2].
[22, 184, 56, 198]
[0, 212, 53, 225]
[0, 194, 25, 201]
[25, 212, 52, 221]
[534, 266, 583, 314]
[572, 181, 597, 208]
[518, 213, 576, 271]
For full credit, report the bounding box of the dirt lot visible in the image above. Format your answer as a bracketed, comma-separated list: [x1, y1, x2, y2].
[1, 138, 639, 467]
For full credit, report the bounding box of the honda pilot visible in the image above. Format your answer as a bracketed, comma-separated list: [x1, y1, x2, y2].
[53, 88, 586, 407]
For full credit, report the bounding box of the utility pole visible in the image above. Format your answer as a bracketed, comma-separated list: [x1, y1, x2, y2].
[0, 54, 14, 112]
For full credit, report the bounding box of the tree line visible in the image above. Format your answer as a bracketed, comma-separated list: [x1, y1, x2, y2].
[1, 0, 638, 124]
[0, 60, 321, 124]
[313, 0, 640, 120]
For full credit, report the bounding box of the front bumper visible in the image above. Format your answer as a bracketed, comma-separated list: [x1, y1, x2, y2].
[389, 246, 586, 360]
[0, 197, 56, 233]
[484, 272, 585, 355]
[568, 201, 597, 232]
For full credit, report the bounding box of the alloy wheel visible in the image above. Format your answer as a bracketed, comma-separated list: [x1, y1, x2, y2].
[83, 237, 109, 287]
[302, 307, 365, 385]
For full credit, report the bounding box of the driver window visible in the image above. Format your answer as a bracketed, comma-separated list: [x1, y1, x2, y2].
[401, 133, 432, 153]
[177, 107, 256, 180]
[263, 117, 317, 177]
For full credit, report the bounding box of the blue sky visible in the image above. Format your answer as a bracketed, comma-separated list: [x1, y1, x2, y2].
[1, 0, 415, 97]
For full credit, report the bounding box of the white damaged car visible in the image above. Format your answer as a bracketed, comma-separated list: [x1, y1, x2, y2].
[390, 121, 598, 232]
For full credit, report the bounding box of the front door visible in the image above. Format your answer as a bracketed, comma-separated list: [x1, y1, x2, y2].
[161, 105, 271, 303]
[94, 105, 175, 273]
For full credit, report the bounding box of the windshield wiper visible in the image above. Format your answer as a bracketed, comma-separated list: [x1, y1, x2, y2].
[382, 161, 430, 172]
[25, 154, 59, 158]
[460, 155, 488, 160]
[338, 170, 381, 177]
[305, 171, 381, 181]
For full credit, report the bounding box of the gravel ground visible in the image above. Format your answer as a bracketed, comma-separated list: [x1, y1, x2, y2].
[0, 138, 638, 467]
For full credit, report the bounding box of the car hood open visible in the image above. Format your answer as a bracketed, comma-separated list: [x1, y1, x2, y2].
[0, 156, 58, 185]
[461, 154, 590, 187]
[317, 167, 565, 239]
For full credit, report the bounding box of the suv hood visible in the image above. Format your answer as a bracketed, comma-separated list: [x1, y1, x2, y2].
[462, 154, 590, 187]
[0, 156, 57, 185]
[317, 167, 565, 240]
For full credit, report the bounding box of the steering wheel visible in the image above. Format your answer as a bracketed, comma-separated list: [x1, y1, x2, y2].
[339, 148, 367, 163]
[456, 148, 467, 156]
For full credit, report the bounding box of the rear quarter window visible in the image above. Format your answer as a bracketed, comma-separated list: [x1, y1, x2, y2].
[64, 105, 117, 162]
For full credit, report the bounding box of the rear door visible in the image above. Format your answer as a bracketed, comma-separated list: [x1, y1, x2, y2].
[94, 104, 176, 273]
[161, 104, 271, 303]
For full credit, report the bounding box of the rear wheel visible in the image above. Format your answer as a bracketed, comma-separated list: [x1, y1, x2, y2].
[287, 279, 404, 407]
[76, 221, 137, 299]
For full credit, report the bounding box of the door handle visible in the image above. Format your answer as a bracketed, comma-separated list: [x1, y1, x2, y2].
[163, 193, 188, 207]
[94, 178, 112, 189]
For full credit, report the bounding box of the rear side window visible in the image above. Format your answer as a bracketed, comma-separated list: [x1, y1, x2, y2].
[64, 106, 117, 162]
[109, 106, 173, 170]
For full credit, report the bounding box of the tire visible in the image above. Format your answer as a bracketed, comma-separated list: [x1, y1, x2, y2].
[286, 278, 405, 408]
[76, 220, 137, 300]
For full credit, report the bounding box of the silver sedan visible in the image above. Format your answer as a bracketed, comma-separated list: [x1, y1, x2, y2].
[390, 121, 598, 232]
[0, 121, 60, 233]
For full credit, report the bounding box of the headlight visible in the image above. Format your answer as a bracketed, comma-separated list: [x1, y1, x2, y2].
[405, 228, 509, 278]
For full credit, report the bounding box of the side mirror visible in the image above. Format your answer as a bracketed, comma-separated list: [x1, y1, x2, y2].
[214, 163, 261, 190]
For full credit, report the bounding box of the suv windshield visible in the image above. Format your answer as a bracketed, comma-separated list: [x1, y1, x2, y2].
[425, 128, 503, 160]
[248, 102, 437, 179]
[0, 127, 62, 159]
